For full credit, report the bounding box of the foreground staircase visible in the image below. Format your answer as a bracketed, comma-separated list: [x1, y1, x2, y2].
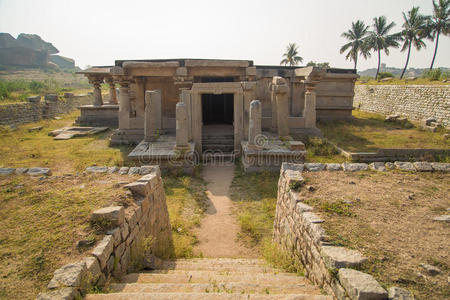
[85, 258, 331, 299]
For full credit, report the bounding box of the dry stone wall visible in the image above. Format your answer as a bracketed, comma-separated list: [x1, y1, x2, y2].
[0, 95, 92, 127]
[354, 85, 450, 128]
[37, 165, 172, 300]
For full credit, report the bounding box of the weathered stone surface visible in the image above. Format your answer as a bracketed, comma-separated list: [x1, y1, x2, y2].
[419, 263, 441, 275]
[108, 166, 119, 174]
[302, 212, 324, 224]
[107, 227, 122, 247]
[16, 33, 59, 54]
[0, 168, 15, 175]
[321, 246, 367, 269]
[86, 166, 108, 173]
[338, 268, 387, 300]
[15, 167, 28, 174]
[394, 161, 416, 172]
[128, 167, 140, 175]
[47, 261, 86, 289]
[281, 162, 304, 172]
[27, 95, 41, 103]
[27, 167, 52, 176]
[289, 141, 305, 151]
[430, 162, 450, 172]
[433, 215, 450, 222]
[139, 165, 156, 175]
[83, 256, 101, 284]
[343, 163, 369, 172]
[45, 94, 58, 102]
[124, 181, 149, 197]
[388, 287, 415, 300]
[305, 163, 325, 172]
[118, 167, 129, 175]
[296, 202, 313, 213]
[385, 162, 394, 170]
[369, 162, 387, 172]
[326, 163, 342, 171]
[413, 161, 432, 172]
[92, 206, 125, 227]
[91, 235, 114, 269]
[37, 287, 80, 300]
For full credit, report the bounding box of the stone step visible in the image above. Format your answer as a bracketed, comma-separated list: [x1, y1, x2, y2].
[121, 271, 309, 285]
[155, 260, 278, 273]
[202, 145, 235, 152]
[202, 135, 234, 139]
[108, 282, 321, 294]
[202, 140, 234, 146]
[86, 292, 332, 300]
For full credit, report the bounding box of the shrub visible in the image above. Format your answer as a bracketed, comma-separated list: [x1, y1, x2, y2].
[377, 72, 394, 80]
[423, 68, 442, 81]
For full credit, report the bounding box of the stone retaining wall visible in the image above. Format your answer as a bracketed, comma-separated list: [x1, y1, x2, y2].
[0, 95, 92, 127]
[274, 163, 389, 300]
[38, 165, 172, 300]
[354, 85, 450, 128]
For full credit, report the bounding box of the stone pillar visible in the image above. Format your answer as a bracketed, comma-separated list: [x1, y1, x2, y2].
[92, 80, 103, 107]
[234, 91, 244, 154]
[118, 81, 130, 129]
[270, 86, 277, 133]
[174, 102, 189, 152]
[241, 81, 256, 140]
[272, 77, 290, 138]
[304, 82, 317, 128]
[134, 77, 145, 118]
[144, 90, 162, 142]
[105, 78, 117, 104]
[180, 89, 192, 141]
[248, 100, 262, 149]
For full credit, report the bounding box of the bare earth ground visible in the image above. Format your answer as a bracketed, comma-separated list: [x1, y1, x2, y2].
[298, 171, 450, 300]
[194, 165, 256, 258]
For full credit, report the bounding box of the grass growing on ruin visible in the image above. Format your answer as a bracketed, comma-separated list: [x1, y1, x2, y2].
[164, 171, 208, 258]
[318, 110, 449, 152]
[356, 77, 450, 86]
[0, 173, 131, 300]
[299, 171, 450, 300]
[0, 111, 133, 173]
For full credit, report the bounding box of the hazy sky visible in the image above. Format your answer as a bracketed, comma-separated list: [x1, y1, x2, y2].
[0, 0, 449, 71]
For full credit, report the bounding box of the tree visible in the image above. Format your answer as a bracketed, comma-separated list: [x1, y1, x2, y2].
[280, 43, 303, 66]
[306, 61, 330, 68]
[427, 0, 450, 70]
[339, 20, 370, 70]
[365, 16, 402, 79]
[400, 7, 430, 79]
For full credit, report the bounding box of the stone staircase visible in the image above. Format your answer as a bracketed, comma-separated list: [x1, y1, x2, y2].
[85, 258, 331, 299]
[202, 133, 235, 154]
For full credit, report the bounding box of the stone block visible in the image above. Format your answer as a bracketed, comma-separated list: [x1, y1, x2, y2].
[139, 165, 158, 175]
[305, 163, 325, 172]
[433, 215, 450, 222]
[369, 162, 387, 172]
[321, 246, 367, 269]
[45, 94, 58, 101]
[106, 255, 115, 273]
[83, 256, 101, 284]
[91, 235, 114, 269]
[326, 163, 342, 171]
[385, 162, 394, 170]
[302, 212, 324, 224]
[413, 161, 432, 172]
[106, 227, 122, 247]
[118, 167, 129, 175]
[121, 222, 130, 240]
[0, 168, 15, 175]
[128, 167, 140, 175]
[124, 181, 150, 197]
[281, 162, 304, 173]
[394, 161, 416, 172]
[86, 166, 108, 173]
[388, 287, 415, 300]
[115, 242, 125, 259]
[37, 287, 80, 300]
[338, 268, 387, 300]
[430, 162, 450, 172]
[27, 167, 52, 176]
[108, 166, 119, 174]
[15, 167, 28, 174]
[91, 206, 125, 227]
[47, 261, 87, 289]
[343, 163, 368, 172]
[289, 141, 305, 151]
[27, 96, 41, 103]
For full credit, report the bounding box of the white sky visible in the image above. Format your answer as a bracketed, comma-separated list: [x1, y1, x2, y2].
[0, 0, 448, 71]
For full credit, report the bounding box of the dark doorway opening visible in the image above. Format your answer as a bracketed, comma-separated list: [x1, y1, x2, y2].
[202, 94, 233, 125]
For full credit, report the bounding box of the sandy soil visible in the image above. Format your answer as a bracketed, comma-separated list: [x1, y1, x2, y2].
[194, 165, 256, 258]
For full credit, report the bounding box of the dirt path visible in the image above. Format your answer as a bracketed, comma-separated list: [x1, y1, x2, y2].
[194, 165, 256, 258]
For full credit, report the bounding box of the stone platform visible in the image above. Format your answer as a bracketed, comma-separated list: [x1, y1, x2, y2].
[128, 135, 196, 174]
[76, 104, 119, 127]
[241, 132, 307, 172]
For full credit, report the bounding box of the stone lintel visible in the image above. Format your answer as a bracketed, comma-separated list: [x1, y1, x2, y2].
[185, 59, 249, 68]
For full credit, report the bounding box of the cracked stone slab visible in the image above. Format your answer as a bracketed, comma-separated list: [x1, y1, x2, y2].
[369, 162, 386, 172]
[47, 261, 86, 289]
[326, 163, 342, 171]
[413, 162, 432, 172]
[305, 163, 325, 172]
[394, 162, 416, 172]
[343, 163, 369, 172]
[339, 268, 387, 300]
[86, 166, 108, 173]
[321, 246, 367, 268]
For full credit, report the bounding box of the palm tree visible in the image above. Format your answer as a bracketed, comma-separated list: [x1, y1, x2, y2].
[340, 20, 371, 70]
[365, 16, 402, 79]
[400, 7, 430, 79]
[428, 0, 450, 70]
[280, 43, 303, 66]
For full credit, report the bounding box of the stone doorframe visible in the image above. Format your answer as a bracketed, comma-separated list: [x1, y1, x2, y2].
[189, 82, 245, 155]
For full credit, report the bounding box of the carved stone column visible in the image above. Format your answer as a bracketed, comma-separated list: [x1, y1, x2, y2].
[105, 77, 117, 104]
[241, 81, 256, 140]
[118, 80, 131, 129]
[174, 102, 189, 152]
[180, 88, 192, 141]
[304, 80, 317, 128]
[89, 77, 103, 107]
[272, 77, 290, 138]
[248, 100, 262, 149]
[144, 90, 162, 142]
[134, 77, 145, 118]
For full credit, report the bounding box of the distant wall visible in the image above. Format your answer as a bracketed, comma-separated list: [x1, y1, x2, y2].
[354, 85, 450, 128]
[0, 95, 92, 127]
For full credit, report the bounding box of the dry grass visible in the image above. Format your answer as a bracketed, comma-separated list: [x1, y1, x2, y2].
[0, 173, 133, 300]
[356, 78, 450, 86]
[299, 171, 450, 300]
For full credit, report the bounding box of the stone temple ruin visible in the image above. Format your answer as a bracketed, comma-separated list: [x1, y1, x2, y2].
[78, 59, 357, 172]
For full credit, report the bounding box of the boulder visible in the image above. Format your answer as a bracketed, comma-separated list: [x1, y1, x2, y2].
[419, 263, 441, 276]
